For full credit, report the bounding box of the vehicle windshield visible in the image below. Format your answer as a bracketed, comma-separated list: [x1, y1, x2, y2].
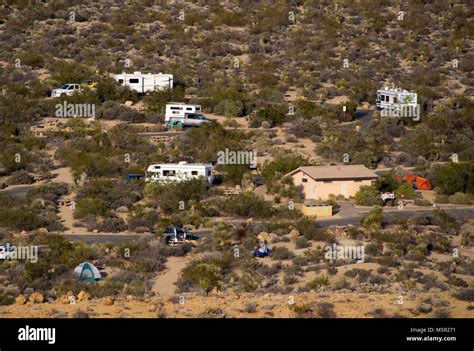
[199, 114, 208, 120]
[60, 84, 70, 89]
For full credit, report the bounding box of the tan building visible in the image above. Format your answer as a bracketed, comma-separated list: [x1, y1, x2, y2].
[286, 165, 378, 200]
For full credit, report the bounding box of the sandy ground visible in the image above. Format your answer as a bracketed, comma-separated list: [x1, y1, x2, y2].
[153, 256, 190, 296]
[1, 291, 472, 318]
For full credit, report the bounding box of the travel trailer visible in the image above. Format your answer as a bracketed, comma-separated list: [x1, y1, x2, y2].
[113, 72, 173, 94]
[164, 103, 210, 127]
[145, 162, 213, 184]
[376, 87, 417, 113]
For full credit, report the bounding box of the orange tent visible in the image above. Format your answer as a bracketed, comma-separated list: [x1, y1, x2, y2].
[396, 174, 432, 190]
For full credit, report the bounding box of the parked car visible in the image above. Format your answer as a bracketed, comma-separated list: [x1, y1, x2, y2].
[163, 226, 199, 244]
[126, 173, 145, 181]
[51, 83, 82, 97]
[81, 80, 98, 90]
[0, 244, 14, 260]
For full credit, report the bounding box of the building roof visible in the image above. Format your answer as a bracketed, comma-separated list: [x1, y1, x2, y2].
[287, 165, 378, 181]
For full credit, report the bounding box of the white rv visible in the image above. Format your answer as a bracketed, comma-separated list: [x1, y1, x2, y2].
[376, 87, 417, 112]
[164, 103, 210, 127]
[145, 161, 213, 184]
[113, 72, 173, 94]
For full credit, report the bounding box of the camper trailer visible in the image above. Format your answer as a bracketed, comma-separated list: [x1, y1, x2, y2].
[145, 162, 213, 184]
[376, 87, 418, 114]
[164, 103, 210, 127]
[113, 72, 173, 94]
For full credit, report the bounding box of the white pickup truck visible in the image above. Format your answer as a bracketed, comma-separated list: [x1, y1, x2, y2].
[51, 83, 82, 97]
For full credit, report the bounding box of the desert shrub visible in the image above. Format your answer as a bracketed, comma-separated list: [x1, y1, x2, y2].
[0, 293, 15, 306]
[254, 105, 287, 127]
[290, 118, 322, 139]
[414, 198, 432, 206]
[448, 192, 471, 205]
[218, 192, 273, 218]
[97, 217, 127, 233]
[434, 162, 474, 195]
[5, 170, 34, 185]
[354, 186, 382, 206]
[145, 178, 208, 215]
[434, 194, 449, 203]
[261, 150, 308, 192]
[431, 308, 451, 318]
[361, 206, 384, 229]
[453, 288, 474, 302]
[74, 198, 111, 220]
[95, 101, 144, 122]
[27, 182, 69, 202]
[178, 262, 222, 294]
[289, 303, 313, 318]
[306, 275, 330, 290]
[0, 207, 47, 231]
[72, 310, 90, 318]
[294, 237, 311, 249]
[394, 182, 417, 200]
[213, 99, 244, 117]
[270, 247, 295, 260]
[446, 275, 468, 288]
[316, 302, 337, 318]
[243, 301, 257, 313]
[295, 218, 332, 241]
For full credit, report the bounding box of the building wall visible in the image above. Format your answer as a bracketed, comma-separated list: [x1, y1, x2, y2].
[291, 171, 374, 200]
[301, 205, 333, 217]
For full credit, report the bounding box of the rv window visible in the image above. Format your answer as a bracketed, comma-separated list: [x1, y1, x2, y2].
[163, 170, 176, 177]
[385, 95, 389, 102]
[191, 171, 198, 175]
[154, 166, 161, 169]
[129, 78, 139, 84]
[118, 79, 124, 84]
[393, 97, 398, 103]
[186, 107, 193, 111]
[170, 107, 183, 110]
[196, 107, 201, 111]
[207, 170, 211, 176]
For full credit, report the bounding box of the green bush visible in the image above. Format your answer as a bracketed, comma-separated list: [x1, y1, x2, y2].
[435, 163, 474, 195]
[218, 192, 273, 218]
[214, 99, 244, 117]
[361, 206, 384, 229]
[307, 275, 330, 290]
[448, 192, 471, 205]
[74, 198, 111, 220]
[394, 182, 417, 200]
[354, 186, 382, 206]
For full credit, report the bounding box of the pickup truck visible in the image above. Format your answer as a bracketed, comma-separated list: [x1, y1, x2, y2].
[163, 226, 199, 244]
[166, 113, 211, 128]
[51, 83, 82, 97]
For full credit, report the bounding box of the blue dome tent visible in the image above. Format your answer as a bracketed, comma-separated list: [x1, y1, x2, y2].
[74, 262, 102, 282]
